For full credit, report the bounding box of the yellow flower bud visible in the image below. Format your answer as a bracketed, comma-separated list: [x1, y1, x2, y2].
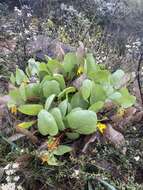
[77, 66, 84, 75]
[10, 106, 17, 115]
[97, 122, 107, 134]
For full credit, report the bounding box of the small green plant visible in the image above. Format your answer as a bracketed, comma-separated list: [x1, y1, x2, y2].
[8, 51, 136, 165]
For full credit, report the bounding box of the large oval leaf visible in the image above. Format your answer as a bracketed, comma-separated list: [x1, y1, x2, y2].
[71, 107, 82, 112]
[9, 89, 25, 106]
[53, 74, 66, 90]
[38, 109, 58, 136]
[92, 70, 111, 84]
[108, 92, 122, 101]
[66, 110, 97, 134]
[43, 80, 61, 98]
[47, 59, 62, 73]
[18, 104, 43, 115]
[90, 82, 106, 104]
[89, 101, 104, 112]
[63, 53, 78, 73]
[25, 83, 41, 99]
[81, 79, 92, 101]
[86, 53, 100, 77]
[40, 74, 65, 90]
[71, 92, 88, 109]
[40, 75, 53, 87]
[111, 69, 125, 89]
[103, 84, 114, 96]
[50, 107, 65, 131]
[115, 88, 136, 108]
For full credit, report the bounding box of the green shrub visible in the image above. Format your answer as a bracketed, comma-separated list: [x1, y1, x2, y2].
[7, 51, 136, 165]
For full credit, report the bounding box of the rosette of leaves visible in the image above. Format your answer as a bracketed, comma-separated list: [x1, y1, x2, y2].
[7, 51, 136, 165]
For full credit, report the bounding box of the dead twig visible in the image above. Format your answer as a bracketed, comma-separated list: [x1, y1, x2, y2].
[15, 126, 39, 144]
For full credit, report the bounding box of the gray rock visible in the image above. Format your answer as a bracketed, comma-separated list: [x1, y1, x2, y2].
[26, 35, 75, 61]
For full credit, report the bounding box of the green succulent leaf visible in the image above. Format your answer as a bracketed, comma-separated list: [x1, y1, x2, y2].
[28, 58, 39, 76]
[25, 83, 41, 99]
[81, 79, 92, 101]
[89, 101, 104, 112]
[19, 84, 26, 101]
[40, 75, 53, 86]
[67, 102, 72, 114]
[58, 99, 68, 116]
[8, 89, 25, 106]
[85, 53, 100, 77]
[16, 68, 29, 85]
[18, 104, 43, 115]
[58, 87, 76, 99]
[90, 82, 106, 104]
[50, 107, 65, 131]
[115, 88, 136, 108]
[108, 92, 122, 101]
[25, 67, 30, 77]
[38, 109, 58, 136]
[103, 84, 114, 96]
[92, 70, 111, 84]
[17, 120, 36, 129]
[63, 53, 78, 73]
[43, 80, 61, 98]
[66, 110, 97, 134]
[66, 132, 80, 140]
[40, 74, 65, 90]
[53, 74, 66, 90]
[53, 145, 72, 156]
[38, 62, 49, 73]
[47, 153, 60, 166]
[38, 63, 50, 78]
[71, 107, 83, 112]
[6, 52, 136, 166]
[47, 59, 62, 73]
[71, 92, 89, 109]
[45, 94, 56, 110]
[111, 69, 125, 89]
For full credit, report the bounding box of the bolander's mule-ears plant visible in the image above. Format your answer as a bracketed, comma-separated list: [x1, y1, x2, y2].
[7, 46, 136, 165]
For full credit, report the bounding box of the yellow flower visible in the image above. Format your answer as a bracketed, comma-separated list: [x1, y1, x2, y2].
[10, 106, 17, 115]
[97, 122, 107, 134]
[21, 79, 29, 86]
[77, 66, 84, 75]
